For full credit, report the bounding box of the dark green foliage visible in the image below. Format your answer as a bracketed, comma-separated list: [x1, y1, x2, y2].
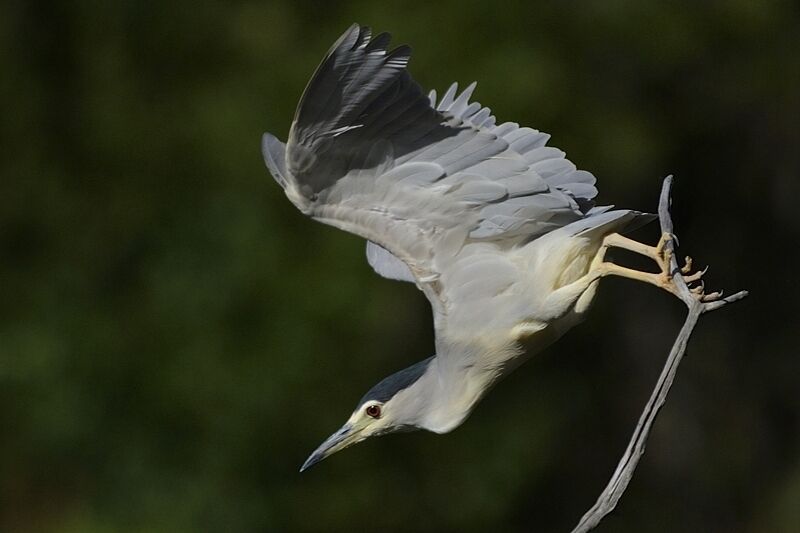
[1, 1, 797, 531]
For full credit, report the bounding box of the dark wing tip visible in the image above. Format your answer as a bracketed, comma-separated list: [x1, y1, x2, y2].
[336, 23, 363, 51]
[386, 44, 412, 67]
[366, 31, 392, 52]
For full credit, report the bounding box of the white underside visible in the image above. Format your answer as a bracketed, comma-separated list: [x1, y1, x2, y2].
[413, 226, 610, 434]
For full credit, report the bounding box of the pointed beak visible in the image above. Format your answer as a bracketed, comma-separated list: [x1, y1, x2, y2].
[300, 423, 361, 472]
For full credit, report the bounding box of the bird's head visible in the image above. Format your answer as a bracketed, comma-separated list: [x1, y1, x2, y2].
[300, 357, 434, 472]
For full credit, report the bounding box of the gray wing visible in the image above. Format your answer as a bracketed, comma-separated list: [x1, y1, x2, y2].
[263, 24, 598, 308]
[366, 241, 415, 283]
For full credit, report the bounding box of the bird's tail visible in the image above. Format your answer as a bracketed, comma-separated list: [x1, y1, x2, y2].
[560, 209, 656, 240]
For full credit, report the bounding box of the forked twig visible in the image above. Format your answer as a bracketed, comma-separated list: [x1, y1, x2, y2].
[571, 176, 748, 533]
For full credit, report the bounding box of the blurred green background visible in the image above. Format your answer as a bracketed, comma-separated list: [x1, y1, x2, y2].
[1, 1, 798, 531]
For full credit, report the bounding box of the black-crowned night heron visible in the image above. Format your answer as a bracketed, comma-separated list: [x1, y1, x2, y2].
[262, 24, 702, 472]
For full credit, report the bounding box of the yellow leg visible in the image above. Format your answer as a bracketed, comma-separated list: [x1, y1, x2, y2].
[588, 232, 702, 297]
[545, 232, 714, 312]
[595, 261, 678, 296]
[591, 232, 674, 274]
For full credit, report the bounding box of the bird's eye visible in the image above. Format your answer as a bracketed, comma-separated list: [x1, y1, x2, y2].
[365, 404, 381, 418]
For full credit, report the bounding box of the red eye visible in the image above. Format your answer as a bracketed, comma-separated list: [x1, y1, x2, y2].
[365, 404, 381, 418]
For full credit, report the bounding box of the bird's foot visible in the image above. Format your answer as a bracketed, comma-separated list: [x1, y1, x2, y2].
[596, 231, 722, 302]
[654, 233, 723, 302]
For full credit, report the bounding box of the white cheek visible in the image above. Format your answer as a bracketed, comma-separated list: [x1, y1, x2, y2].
[364, 416, 392, 437]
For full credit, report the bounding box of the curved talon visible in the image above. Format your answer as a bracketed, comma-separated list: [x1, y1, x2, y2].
[681, 256, 693, 274]
[683, 266, 708, 284]
[702, 290, 723, 302]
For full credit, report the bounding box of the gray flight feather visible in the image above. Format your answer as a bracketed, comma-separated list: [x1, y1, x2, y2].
[366, 241, 415, 283]
[262, 133, 287, 188]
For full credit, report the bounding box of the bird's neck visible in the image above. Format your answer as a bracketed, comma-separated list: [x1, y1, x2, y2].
[414, 340, 522, 434]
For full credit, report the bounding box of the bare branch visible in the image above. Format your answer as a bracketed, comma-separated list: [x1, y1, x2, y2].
[571, 177, 748, 533]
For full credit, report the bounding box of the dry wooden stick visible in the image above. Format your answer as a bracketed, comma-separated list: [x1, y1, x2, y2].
[571, 176, 748, 533]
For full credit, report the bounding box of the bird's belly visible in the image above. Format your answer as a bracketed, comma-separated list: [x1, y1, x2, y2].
[521, 235, 597, 294]
[516, 307, 589, 358]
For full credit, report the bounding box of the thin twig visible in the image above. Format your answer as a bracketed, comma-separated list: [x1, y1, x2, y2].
[571, 177, 748, 533]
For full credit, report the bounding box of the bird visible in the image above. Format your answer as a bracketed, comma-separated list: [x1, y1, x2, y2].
[262, 24, 701, 472]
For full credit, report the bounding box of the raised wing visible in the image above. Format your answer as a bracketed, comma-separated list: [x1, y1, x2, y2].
[263, 24, 598, 301]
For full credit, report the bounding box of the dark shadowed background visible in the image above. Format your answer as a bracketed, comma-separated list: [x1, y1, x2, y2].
[1, 1, 798, 531]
